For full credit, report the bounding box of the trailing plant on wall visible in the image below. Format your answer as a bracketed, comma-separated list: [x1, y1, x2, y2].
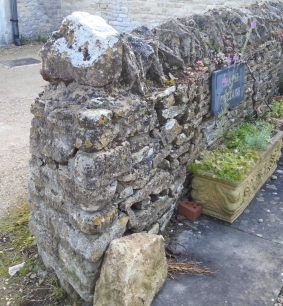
[214, 21, 257, 138]
[267, 98, 283, 118]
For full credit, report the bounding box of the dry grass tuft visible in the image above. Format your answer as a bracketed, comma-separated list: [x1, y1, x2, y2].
[167, 260, 216, 279]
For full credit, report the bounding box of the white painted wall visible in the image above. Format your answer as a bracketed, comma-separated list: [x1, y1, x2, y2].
[0, 0, 13, 45]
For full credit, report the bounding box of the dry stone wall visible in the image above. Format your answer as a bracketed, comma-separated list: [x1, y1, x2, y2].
[29, 3, 283, 303]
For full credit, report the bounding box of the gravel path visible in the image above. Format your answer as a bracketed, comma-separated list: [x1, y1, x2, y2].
[0, 42, 48, 218]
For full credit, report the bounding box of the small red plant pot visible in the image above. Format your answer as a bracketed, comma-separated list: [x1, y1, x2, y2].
[177, 199, 202, 222]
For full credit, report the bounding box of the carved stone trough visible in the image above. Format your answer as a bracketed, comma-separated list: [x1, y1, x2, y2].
[191, 131, 283, 223]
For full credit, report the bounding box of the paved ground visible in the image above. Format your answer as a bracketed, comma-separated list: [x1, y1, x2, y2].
[153, 154, 283, 306]
[0, 42, 47, 216]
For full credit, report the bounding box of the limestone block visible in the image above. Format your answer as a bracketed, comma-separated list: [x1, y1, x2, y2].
[117, 110, 157, 138]
[69, 203, 119, 235]
[152, 145, 172, 168]
[124, 33, 155, 76]
[73, 143, 132, 189]
[154, 93, 175, 109]
[58, 164, 118, 212]
[132, 146, 150, 164]
[173, 133, 192, 146]
[161, 119, 183, 144]
[174, 84, 190, 104]
[40, 12, 123, 87]
[29, 219, 59, 259]
[156, 105, 187, 122]
[128, 197, 174, 232]
[169, 167, 187, 198]
[116, 182, 134, 199]
[75, 126, 119, 152]
[52, 213, 129, 263]
[128, 134, 151, 152]
[77, 109, 113, 128]
[147, 223, 160, 234]
[93, 233, 167, 306]
[169, 142, 191, 159]
[119, 170, 170, 212]
[119, 189, 151, 211]
[148, 170, 171, 195]
[120, 37, 143, 92]
[75, 109, 119, 152]
[150, 86, 176, 104]
[157, 159, 171, 171]
[158, 205, 176, 232]
[58, 243, 101, 287]
[30, 115, 77, 163]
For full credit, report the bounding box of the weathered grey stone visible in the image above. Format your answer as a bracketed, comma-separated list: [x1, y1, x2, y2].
[63, 178, 118, 212]
[150, 86, 176, 104]
[69, 203, 119, 235]
[152, 145, 172, 168]
[156, 105, 187, 121]
[93, 233, 167, 306]
[128, 197, 174, 232]
[30, 114, 77, 163]
[148, 223, 160, 234]
[132, 146, 150, 164]
[73, 143, 132, 189]
[154, 93, 175, 109]
[124, 33, 155, 77]
[40, 12, 123, 87]
[161, 119, 183, 144]
[62, 215, 128, 262]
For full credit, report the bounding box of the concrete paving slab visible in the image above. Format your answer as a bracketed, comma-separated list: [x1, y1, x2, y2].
[152, 153, 283, 306]
[153, 222, 283, 306]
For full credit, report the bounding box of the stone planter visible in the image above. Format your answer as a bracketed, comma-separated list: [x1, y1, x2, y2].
[191, 131, 283, 223]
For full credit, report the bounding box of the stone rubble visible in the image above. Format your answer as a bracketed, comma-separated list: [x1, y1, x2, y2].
[28, 2, 283, 302]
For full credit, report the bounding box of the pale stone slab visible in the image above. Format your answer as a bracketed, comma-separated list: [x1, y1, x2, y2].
[93, 233, 167, 306]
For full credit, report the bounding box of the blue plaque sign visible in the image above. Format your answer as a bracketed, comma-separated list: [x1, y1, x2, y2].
[211, 63, 245, 116]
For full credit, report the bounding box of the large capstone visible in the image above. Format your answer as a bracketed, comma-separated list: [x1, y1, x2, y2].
[39, 12, 123, 87]
[93, 233, 167, 306]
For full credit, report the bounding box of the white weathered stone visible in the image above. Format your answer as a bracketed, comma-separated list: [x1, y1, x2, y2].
[132, 146, 150, 164]
[93, 233, 167, 306]
[162, 119, 183, 143]
[8, 262, 26, 277]
[40, 12, 123, 87]
[77, 109, 113, 128]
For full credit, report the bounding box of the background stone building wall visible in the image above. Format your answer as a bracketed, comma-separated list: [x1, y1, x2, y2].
[60, 0, 261, 32]
[0, 0, 13, 45]
[16, 0, 61, 39]
[0, 0, 270, 45]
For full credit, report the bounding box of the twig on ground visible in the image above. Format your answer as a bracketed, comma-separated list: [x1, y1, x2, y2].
[167, 260, 217, 279]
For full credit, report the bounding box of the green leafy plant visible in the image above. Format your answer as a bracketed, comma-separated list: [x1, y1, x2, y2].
[189, 147, 259, 181]
[189, 120, 275, 181]
[224, 121, 274, 151]
[268, 98, 283, 118]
